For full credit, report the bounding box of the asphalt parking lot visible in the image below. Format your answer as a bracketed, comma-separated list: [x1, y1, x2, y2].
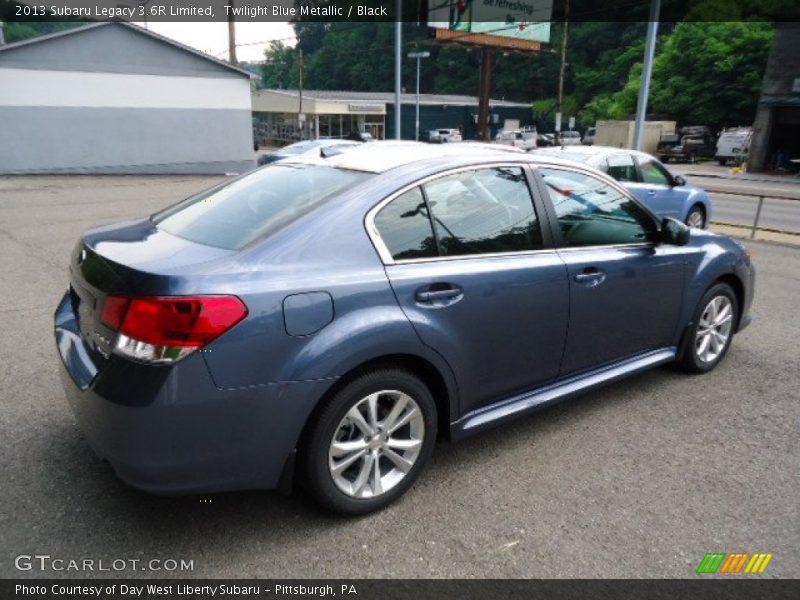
[0, 175, 798, 579]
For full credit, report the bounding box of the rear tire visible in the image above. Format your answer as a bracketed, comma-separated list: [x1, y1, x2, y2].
[300, 369, 437, 515]
[678, 283, 738, 374]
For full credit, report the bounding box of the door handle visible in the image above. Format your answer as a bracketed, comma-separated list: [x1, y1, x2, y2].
[573, 268, 607, 287]
[415, 284, 463, 303]
[646, 190, 657, 195]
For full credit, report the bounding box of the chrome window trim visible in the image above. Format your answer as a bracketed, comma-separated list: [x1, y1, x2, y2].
[364, 161, 543, 266]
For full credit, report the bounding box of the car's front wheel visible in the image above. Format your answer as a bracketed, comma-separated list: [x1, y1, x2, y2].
[679, 283, 738, 373]
[301, 369, 437, 515]
[685, 205, 706, 229]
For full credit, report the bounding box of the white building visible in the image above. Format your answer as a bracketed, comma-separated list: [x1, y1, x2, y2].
[0, 22, 254, 174]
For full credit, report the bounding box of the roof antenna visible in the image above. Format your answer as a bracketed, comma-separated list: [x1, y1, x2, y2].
[320, 146, 344, 159]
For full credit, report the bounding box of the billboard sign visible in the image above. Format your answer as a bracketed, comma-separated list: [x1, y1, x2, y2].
[428, 0, 552, 44]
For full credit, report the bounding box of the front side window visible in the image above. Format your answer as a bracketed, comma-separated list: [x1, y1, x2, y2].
[373, 187, 437, 261]
[638, 159, 672, 186]
[539, 167, 657, 247]
[423, 167, 543, 257]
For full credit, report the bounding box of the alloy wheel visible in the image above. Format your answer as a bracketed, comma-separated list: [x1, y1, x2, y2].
[328, 390, 424, 499]
[687, 209, 705, 229]
[695, 295, 734, 363]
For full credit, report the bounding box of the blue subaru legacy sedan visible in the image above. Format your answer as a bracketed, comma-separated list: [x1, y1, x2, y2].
[533, 145, 713, 229]
[55, 142, 754, 514]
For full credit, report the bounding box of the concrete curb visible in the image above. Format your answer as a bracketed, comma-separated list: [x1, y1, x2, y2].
[711, 223, 800, 247]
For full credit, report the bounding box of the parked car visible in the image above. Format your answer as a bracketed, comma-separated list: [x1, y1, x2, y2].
[257, 139, 360, 165]
[534, 145, 712, 228]
[658, 126, 716, 163]
[537, 132, 556, 147]
[495, 128, 537, 151]
[56, 142, 753, 514]
[715, 127, 752, 165]
[582, 127, 596, 145]
[429, 128, 463, 143]
[556, 130, 582, 146]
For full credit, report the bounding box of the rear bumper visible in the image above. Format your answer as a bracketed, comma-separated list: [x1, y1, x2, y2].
[55, 292, 331, 495]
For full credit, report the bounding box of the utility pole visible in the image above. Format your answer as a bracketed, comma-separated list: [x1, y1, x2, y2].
[394, 0, 402, 139]
[556, 0, 570, 143]
[632, 0, 661, 150]
[227, 2, 237, 66]
[477, 47, 493, 141]
[298, 49, 304, 140]
[408, 51, 430, 141]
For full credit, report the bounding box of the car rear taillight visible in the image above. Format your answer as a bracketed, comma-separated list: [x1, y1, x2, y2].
[100, 295, 247, 364]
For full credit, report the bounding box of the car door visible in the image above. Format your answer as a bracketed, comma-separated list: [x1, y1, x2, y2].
[368, 166, 570, 415]
[628, 156, 683, 219]
[534, 166, 686, 375]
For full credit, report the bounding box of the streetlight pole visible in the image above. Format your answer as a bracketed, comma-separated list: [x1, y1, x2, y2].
[633, 0, 661, 150]
[408, 51, 430, 141]
[394, 0, 402, 140]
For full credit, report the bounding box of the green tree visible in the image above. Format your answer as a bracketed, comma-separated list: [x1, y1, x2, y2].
[260, 41, 299, 89]
[648, 22, 773, 129]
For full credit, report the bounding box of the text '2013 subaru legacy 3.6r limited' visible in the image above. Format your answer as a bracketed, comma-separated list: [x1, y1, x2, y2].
[55, 142, 755, 514]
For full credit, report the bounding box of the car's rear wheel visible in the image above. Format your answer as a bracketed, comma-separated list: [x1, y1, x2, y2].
[679, 283, 738, 373]
[301, 369, 437, 515]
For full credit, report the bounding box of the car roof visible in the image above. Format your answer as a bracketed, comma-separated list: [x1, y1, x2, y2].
[287, 141, 548, 173]
[534, 145, 653, 161]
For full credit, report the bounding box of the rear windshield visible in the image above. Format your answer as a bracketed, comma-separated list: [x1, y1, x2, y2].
[154, 165, 370, 250]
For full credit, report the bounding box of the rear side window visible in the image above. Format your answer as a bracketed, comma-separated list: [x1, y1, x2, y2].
[423, 167, 542, 256]
[373, 188, 437, 261]
[606, 154, 639, 182]
[154, 165, 369, 250]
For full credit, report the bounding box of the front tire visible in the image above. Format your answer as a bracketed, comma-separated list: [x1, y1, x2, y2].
[301, 369, 437, 515]
[679, 283, 738, 373]
[685, 205, 706, 229]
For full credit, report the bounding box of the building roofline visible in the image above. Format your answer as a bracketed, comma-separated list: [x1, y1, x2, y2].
[0, 21, 253, 78]
[256, 88, 531, 108]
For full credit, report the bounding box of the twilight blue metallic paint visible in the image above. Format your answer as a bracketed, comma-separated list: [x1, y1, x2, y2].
[55, 150, 754, 496]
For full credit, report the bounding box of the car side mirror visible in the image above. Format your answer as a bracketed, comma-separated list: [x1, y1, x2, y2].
[672, 175, 686, 187]
[660, 217, 690, 246]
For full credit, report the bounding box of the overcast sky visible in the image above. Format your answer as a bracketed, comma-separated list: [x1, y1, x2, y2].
[136, 22, 296, 63]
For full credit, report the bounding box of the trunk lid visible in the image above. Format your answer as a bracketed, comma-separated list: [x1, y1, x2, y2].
[69, 218, 234, 362]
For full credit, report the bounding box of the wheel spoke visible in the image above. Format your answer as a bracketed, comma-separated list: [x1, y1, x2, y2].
[714, 303, 731, 326]
[366, 393, 380, 430]
[709, 331, 721, 354]
[386, 437, 422, 452]
[331, 448, 367, 476]
[388, 406, 419, 435]
[330, 439, 368, 458]
[371, 451, 383, 495]
[346, 405, 374, 437]
[708, 298, 719, 321]
[352, 452, 373, 496]
[697, 333, 711, 357]
[382, 395, 409, 433]
[382, 447, 414, 473]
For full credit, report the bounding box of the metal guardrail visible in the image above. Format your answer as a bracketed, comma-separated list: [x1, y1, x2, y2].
[698, 183, 800, 239]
